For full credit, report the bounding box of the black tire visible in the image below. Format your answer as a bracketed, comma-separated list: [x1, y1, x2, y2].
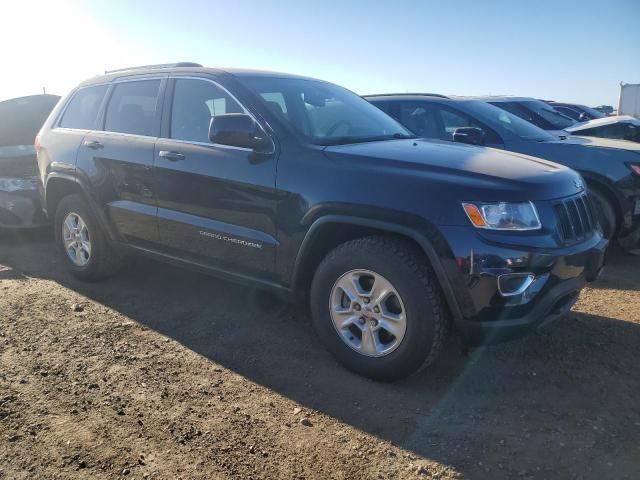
[589, 189, 617, 239]
[54, 194, 122, 280]
[310, 236, 448, 381]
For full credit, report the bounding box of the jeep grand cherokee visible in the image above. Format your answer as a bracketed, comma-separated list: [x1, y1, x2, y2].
[36, 64, 607, 380]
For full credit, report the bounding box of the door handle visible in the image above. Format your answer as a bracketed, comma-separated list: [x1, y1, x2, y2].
[83, 140, 103, 150]
[159, 150, 185, 161]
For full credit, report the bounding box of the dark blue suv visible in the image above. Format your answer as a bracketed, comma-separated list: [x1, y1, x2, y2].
[37, 65, 606, 380]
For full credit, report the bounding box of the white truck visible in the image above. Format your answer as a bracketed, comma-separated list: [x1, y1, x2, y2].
[618, 83, 640, 118]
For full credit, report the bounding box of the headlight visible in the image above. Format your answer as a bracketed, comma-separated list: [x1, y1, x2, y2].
[462, 201, 541, 231]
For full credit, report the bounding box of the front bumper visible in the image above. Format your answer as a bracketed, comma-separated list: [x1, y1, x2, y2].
[439, 226, 607, 345]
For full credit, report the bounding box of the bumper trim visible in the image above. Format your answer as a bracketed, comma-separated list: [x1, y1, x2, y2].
[461, 274, 585, 345]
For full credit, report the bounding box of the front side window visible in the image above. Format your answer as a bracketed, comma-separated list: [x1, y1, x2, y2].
[399, 103, 444, 139]
[438, 106, 502, 144]
[238, 76, 414, 146]
[59, 85, 108, 130]
[104, 80, 161, 136]
[553, 106, 581, 121]
[493, 100, 575, 130]
[170, 79, 244, 143]
[465, 101, 555, 142]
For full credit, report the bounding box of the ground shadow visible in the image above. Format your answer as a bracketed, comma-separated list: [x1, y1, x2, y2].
[1, 232, 639, 478]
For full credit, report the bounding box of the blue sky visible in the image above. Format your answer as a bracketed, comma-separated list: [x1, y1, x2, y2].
[2, 0, 639, 106]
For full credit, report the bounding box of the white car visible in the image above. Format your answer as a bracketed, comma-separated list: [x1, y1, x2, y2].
[565, 115, 640, 143]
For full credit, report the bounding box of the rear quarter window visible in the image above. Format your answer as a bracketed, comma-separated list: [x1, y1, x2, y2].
[59, 85, 108, 130]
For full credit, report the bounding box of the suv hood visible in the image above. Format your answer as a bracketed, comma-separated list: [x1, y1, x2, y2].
[323, 138, 584, 201]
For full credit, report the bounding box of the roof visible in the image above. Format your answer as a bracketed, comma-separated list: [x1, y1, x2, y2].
[364, 93, 448, 99]
[78, 63, 323, 87]
[453, 95, 538, 102]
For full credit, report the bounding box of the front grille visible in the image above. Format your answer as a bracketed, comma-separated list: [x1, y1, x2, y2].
[554, 193, 597, 244]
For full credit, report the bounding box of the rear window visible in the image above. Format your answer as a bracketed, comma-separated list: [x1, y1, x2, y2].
[104, 80, 161, 136]
[59, 85, 108, 130]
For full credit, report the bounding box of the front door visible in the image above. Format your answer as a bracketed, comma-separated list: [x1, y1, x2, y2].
[154, 77, 278, 278]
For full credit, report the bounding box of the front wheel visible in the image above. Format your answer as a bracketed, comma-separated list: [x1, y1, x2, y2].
[54, 194, 122, 280]
[310, 236, 448, 381]
[589, 189, 617, 239]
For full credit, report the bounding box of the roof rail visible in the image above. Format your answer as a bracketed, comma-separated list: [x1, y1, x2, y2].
[104, 62, 203, 74]
[364, 93, 449, 99]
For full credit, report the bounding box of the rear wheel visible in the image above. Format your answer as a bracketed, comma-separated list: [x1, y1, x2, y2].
[310, 236, 448, 381]
[589, 189, 617, 239]
[54, 194, 122, 280]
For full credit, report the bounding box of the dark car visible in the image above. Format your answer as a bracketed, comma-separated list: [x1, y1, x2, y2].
[482, 97, 640, 143]
[366, 94, 640, 251]
[545, 102, 605, 122]
[37, 64, 606, 380]
[0, 94, 60, 228]
[479, 97, 577, 137]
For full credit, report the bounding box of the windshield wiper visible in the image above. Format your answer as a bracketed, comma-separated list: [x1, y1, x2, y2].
[319, 132, 418, 146]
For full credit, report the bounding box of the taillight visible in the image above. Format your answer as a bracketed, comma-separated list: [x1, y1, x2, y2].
[628, 163, 640, 176]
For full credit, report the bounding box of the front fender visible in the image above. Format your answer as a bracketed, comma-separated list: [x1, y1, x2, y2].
[292, 213, 470, 326]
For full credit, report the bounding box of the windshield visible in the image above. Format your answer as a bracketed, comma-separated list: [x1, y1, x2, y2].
[237, 76, 415, 146]
[465, 101, 557, 142]
[518, 100, 576, 130]
[574, 104, 606, 120]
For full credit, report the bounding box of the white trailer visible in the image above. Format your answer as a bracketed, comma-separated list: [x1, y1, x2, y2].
[618, 83, 640, 118]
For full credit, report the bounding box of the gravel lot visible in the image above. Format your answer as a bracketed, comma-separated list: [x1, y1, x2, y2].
[1, 230, 639, 479]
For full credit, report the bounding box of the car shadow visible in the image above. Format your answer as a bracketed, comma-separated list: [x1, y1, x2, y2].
[1, 233, 639, 478]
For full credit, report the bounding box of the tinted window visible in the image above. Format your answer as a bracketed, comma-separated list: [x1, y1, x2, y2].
[438, 107, 502, 144]
[577, 123, 639, 141]
[59, 85, 108, 130]
[399, 103, 444, 139]
[105, 80, 160, 136]
[465, 101, 554, 141]
[554, 106, 581, 121]
[493, 101, 575, 130]
[171, 79, 244, 143]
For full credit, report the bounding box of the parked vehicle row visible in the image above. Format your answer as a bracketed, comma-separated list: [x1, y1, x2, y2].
[366, 94, 640, 249]
[35, 64, 610, 380]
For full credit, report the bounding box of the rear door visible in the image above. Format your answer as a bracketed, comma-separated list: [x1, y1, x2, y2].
[154, 76, 278, 278]
[76, 78, 164, 246]
[42, 85, 108, 202]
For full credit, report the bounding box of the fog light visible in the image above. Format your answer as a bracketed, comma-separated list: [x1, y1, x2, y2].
[498, 273, 535, 297]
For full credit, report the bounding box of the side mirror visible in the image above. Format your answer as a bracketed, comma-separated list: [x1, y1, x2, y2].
[452, 127, 485, 146]
[209, 114, 271, 152]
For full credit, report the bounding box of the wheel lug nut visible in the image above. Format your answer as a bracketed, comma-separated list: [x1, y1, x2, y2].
[363, 297, 370, 304]
[353, 304, 361, 311]
[371, 319, 378, 327]
[374, 306, 380, 314]
[358, 317, 365, 325]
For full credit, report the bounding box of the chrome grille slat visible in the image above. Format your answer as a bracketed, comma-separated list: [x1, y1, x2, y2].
[554, 193, 597, 245]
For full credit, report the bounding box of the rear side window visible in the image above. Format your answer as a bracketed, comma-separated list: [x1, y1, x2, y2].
[105, 80, 161, 136]
[170, 79, 244, 143]
[59, 85, 108, 130]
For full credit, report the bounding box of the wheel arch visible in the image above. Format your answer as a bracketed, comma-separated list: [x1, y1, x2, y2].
[44, 173, 117, 241]
[291, 215, 465, 324]
[580, 172, 625, 235]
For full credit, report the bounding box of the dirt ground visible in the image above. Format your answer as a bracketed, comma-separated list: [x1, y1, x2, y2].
[1, 230, 639, 480]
